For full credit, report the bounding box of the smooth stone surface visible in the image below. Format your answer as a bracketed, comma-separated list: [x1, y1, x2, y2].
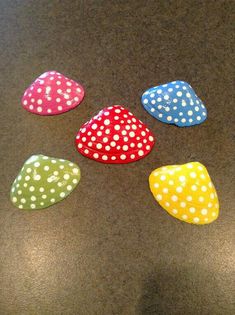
[149, 162, 219, 224]
[21, 71, 85, 115]
[142, 81, 207, 127]
[10, 154, 81, 210]
[75, 105, 155, 163]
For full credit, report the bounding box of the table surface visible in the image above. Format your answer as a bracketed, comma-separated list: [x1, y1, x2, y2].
[0, 1, 234, 314]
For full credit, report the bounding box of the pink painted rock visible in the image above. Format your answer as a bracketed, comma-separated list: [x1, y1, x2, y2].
[21, 71, 85, 115]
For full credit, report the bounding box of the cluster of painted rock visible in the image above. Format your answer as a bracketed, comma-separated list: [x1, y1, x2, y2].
[142, 81, 207, 127]
[75, 105, 155, 164]
[149, 162, 219, 224]
[11, 71, 219, 225]
[22, 71, 85, 115]
[10, 155, 81, 210]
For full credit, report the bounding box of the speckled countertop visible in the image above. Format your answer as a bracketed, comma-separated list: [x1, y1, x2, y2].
[0, 1, 234, 314]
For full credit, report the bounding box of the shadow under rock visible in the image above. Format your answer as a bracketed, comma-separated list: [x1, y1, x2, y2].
[136, 264, 234, 315]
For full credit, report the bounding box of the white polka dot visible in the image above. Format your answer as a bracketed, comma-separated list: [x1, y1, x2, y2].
[29, 186, 35, 192]
[34, 174, 41, 181]
[58, 106, 63, 111]
[102, 155, 108, 161]
[143, 99, 148, 104]
[96, 143, 102, 149]
[188, 110, 193, 116]
[189, 207, 196, 213]
[176, 186, 183, 193]
[182, 214, 188, 220]
[172, 209, 178, 214]
[191, 185, 197, 191]
[104, 119, 110, 125]
[12, 197, 17, 203]
[201, 209, 208, 215]
[171, 195, 178, 202]
[190, 172, 197, 178]
[179, 176, 186, 182]
[138, 150, 144, 156]
[156, 194, 162, 201]
[181, 118, 186, 123]
[30, 204, 36, 209]
[176, 91, 182, 97]
[167, 116, 172, 121]
[114, 125, 120, 130]
[163, 188, 168, 193]
[67, 185, 73, 191]
[37, 107, 42, 112]
[186, 195, 193, 201]
[164, 95, 169, 100]
[92, 124, 98, 130]
[180, 202, 186, 208]
[193, 217, 200, 223]
[37, 99, 42, 105]
[113, 135, 119, 141]
[60, 192, 65, 198]
[25, 176, 30, 181]
[129, 131, 135, 138]
[39, 187, 44, 192]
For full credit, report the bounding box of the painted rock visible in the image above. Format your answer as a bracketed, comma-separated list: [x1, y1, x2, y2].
[149, 162, 219, 224]
[75, 105, 155, 163]
[10, 155, 81, 210]
[22, 71, 85, 115]
[141, 81, 207, 127]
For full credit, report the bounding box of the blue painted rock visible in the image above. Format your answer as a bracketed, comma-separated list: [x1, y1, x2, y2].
[141, 81, 207, 127]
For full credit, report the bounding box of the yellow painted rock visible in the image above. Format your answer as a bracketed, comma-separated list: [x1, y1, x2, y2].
[149, 162, 219, 224]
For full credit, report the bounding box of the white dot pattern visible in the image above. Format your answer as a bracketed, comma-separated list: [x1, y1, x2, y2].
[142, 81, 207, 127]
[75, 105, 155, 163]
[10, 155, 81, 210]
[21, 71, 85, 116]
[149, 162, 219, 224]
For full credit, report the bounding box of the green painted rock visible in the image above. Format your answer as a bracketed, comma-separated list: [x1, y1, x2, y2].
[10, 154, 81, 210]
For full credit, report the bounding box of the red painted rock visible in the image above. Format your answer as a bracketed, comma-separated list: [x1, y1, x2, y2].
[21, 71, 85, 115]
[75, 105, 155, 163]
